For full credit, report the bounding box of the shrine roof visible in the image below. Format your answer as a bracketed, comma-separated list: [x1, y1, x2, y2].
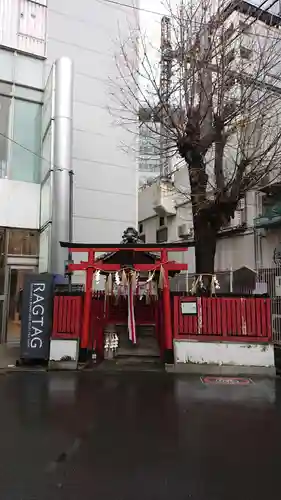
[95, 249, 159, 266]
[60, 241, 192, 249]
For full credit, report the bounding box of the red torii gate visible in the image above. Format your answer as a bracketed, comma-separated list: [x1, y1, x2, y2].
[61, 240, 188, 357]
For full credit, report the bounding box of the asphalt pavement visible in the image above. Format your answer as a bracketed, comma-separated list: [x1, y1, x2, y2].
[0, 370, 280, 500]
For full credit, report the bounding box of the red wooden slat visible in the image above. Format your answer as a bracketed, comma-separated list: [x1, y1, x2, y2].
[65, 297, 70, 334]
[201, 298, 206, 335]
[234, 298, 239, 337]
[193, 309, 198, 335]
[232, 297, 237, 338]
[61, 296, 66, 332]
[71, 297, 75, 335]
[227, 299, 233, 336]
[76, 296, 82, 338]
[221, 298, 227, 338]
[174, 296, 179, 338]
[67, 297, 72, 334]
[265, 299, 272, 341]
[69, 297, 73, 333]
[223, 299, 229, 336]
[231, 299, 236, 337]
[58, 297, 63, 332]
[67, 297, 72, 333]
[211, 298, 217, 335]
[52, 296, 59, 335]
[56, 297, 62, 332]
[179, 299, 184, 334]
[215, 298, 221, 336]
[240, 298, 246, 336]
[256, 299, 262, 337]
[206, 298, 211, 335]
[250, 298, 257, 337]
[63, 297, 68, 332]
[235, 298, 241, 338]
[260, 299, 267, 339]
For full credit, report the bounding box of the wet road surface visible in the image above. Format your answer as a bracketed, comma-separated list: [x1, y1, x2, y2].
[0, 370, 281, 499]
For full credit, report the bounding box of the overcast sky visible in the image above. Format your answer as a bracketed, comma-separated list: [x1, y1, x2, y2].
[140, 0, 171, 49]
[139, 0, 281, 51]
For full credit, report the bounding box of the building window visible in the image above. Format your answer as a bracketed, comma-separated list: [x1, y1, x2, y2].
[156, 227, 168, 243]
[0, 95, 12, 179]
[240, 46, 252, 60]
[159, 216, 165, 227]
[0, 229, 7, 270]
[139, 223, 143, 234]
[9, 100, 42, 183]
[222, 23, 234, 42]
[7, 229, 39, 256]
[225, 49, 235, 66]
[239, 20, 251, 33]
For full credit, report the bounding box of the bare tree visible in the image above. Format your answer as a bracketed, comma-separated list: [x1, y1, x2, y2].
[113, 0, 281, 280]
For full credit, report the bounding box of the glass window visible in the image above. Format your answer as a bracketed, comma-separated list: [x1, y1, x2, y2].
[0, 229, 7, 273]
[156, 227, 168, 243]
[40, 175, 51, 227]
[0, 95, 11, 179]
[9, 99, 42, 183]
[14, 55, 44, 88]
[7, 229, 39, 256]
[41, 125, 52, 181]
[14, 85, 43, 103]
[0, 50, 14, 82]
[0, 82, 13, 96]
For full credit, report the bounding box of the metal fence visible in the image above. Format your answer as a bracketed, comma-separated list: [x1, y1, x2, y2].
[171, 266, 281, 344]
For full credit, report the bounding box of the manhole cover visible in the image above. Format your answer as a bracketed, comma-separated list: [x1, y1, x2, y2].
[201, 376, 252, 386]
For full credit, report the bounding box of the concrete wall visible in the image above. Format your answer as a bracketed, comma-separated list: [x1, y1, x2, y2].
[0, 179, 40, 229]
[174, 340, 275, 368]
[46, 0, 138, 247]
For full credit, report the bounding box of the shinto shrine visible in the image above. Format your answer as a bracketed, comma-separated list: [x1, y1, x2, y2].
[61, 227, 188, 362]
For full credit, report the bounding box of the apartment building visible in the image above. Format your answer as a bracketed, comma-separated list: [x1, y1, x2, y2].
[138, 1, 281, 284]
[0, 0, 138, 342]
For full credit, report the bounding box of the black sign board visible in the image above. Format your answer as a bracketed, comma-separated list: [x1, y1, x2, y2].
[20, 274, 54, 360]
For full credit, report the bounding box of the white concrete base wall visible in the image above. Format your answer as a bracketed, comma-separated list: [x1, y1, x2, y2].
[49, 339, 79, 362]
[174, 340, 275, 368]
[49, 339, 79, 370]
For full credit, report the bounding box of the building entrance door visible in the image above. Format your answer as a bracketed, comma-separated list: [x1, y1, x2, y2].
[6, 266, 37, 344]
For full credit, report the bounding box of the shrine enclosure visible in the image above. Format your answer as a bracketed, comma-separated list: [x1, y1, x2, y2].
[60, 239, 188, 364]
[50, 231, 275, 375]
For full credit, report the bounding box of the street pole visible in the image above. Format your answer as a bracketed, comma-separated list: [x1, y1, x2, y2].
[68, 169, 74, 291]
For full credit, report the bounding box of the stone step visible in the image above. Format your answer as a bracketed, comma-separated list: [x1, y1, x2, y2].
[116, 355, 161, 364]
[117, 347, 159, 357]
[95, 359, 164, 372]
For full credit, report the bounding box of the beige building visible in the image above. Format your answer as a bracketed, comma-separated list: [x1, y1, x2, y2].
[138, 1, 281, 282]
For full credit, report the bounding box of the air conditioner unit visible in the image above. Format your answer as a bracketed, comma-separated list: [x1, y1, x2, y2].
[178, 224, 193, 239]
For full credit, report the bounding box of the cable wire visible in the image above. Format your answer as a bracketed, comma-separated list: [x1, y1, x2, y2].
[0, 131, 70, 174]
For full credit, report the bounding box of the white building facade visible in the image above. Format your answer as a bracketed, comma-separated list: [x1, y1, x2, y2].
[0, 0, 138, 342]
[138, 1, 281, 289]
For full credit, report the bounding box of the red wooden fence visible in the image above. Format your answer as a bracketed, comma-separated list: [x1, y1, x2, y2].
[173, 296, 272, 342]
[52, 293, 272, 349]
[52, 294, 83, 339]
[52, 292, 159, 354]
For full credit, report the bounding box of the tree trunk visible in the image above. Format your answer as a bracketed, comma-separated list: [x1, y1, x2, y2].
[193, 212, 217, 283]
